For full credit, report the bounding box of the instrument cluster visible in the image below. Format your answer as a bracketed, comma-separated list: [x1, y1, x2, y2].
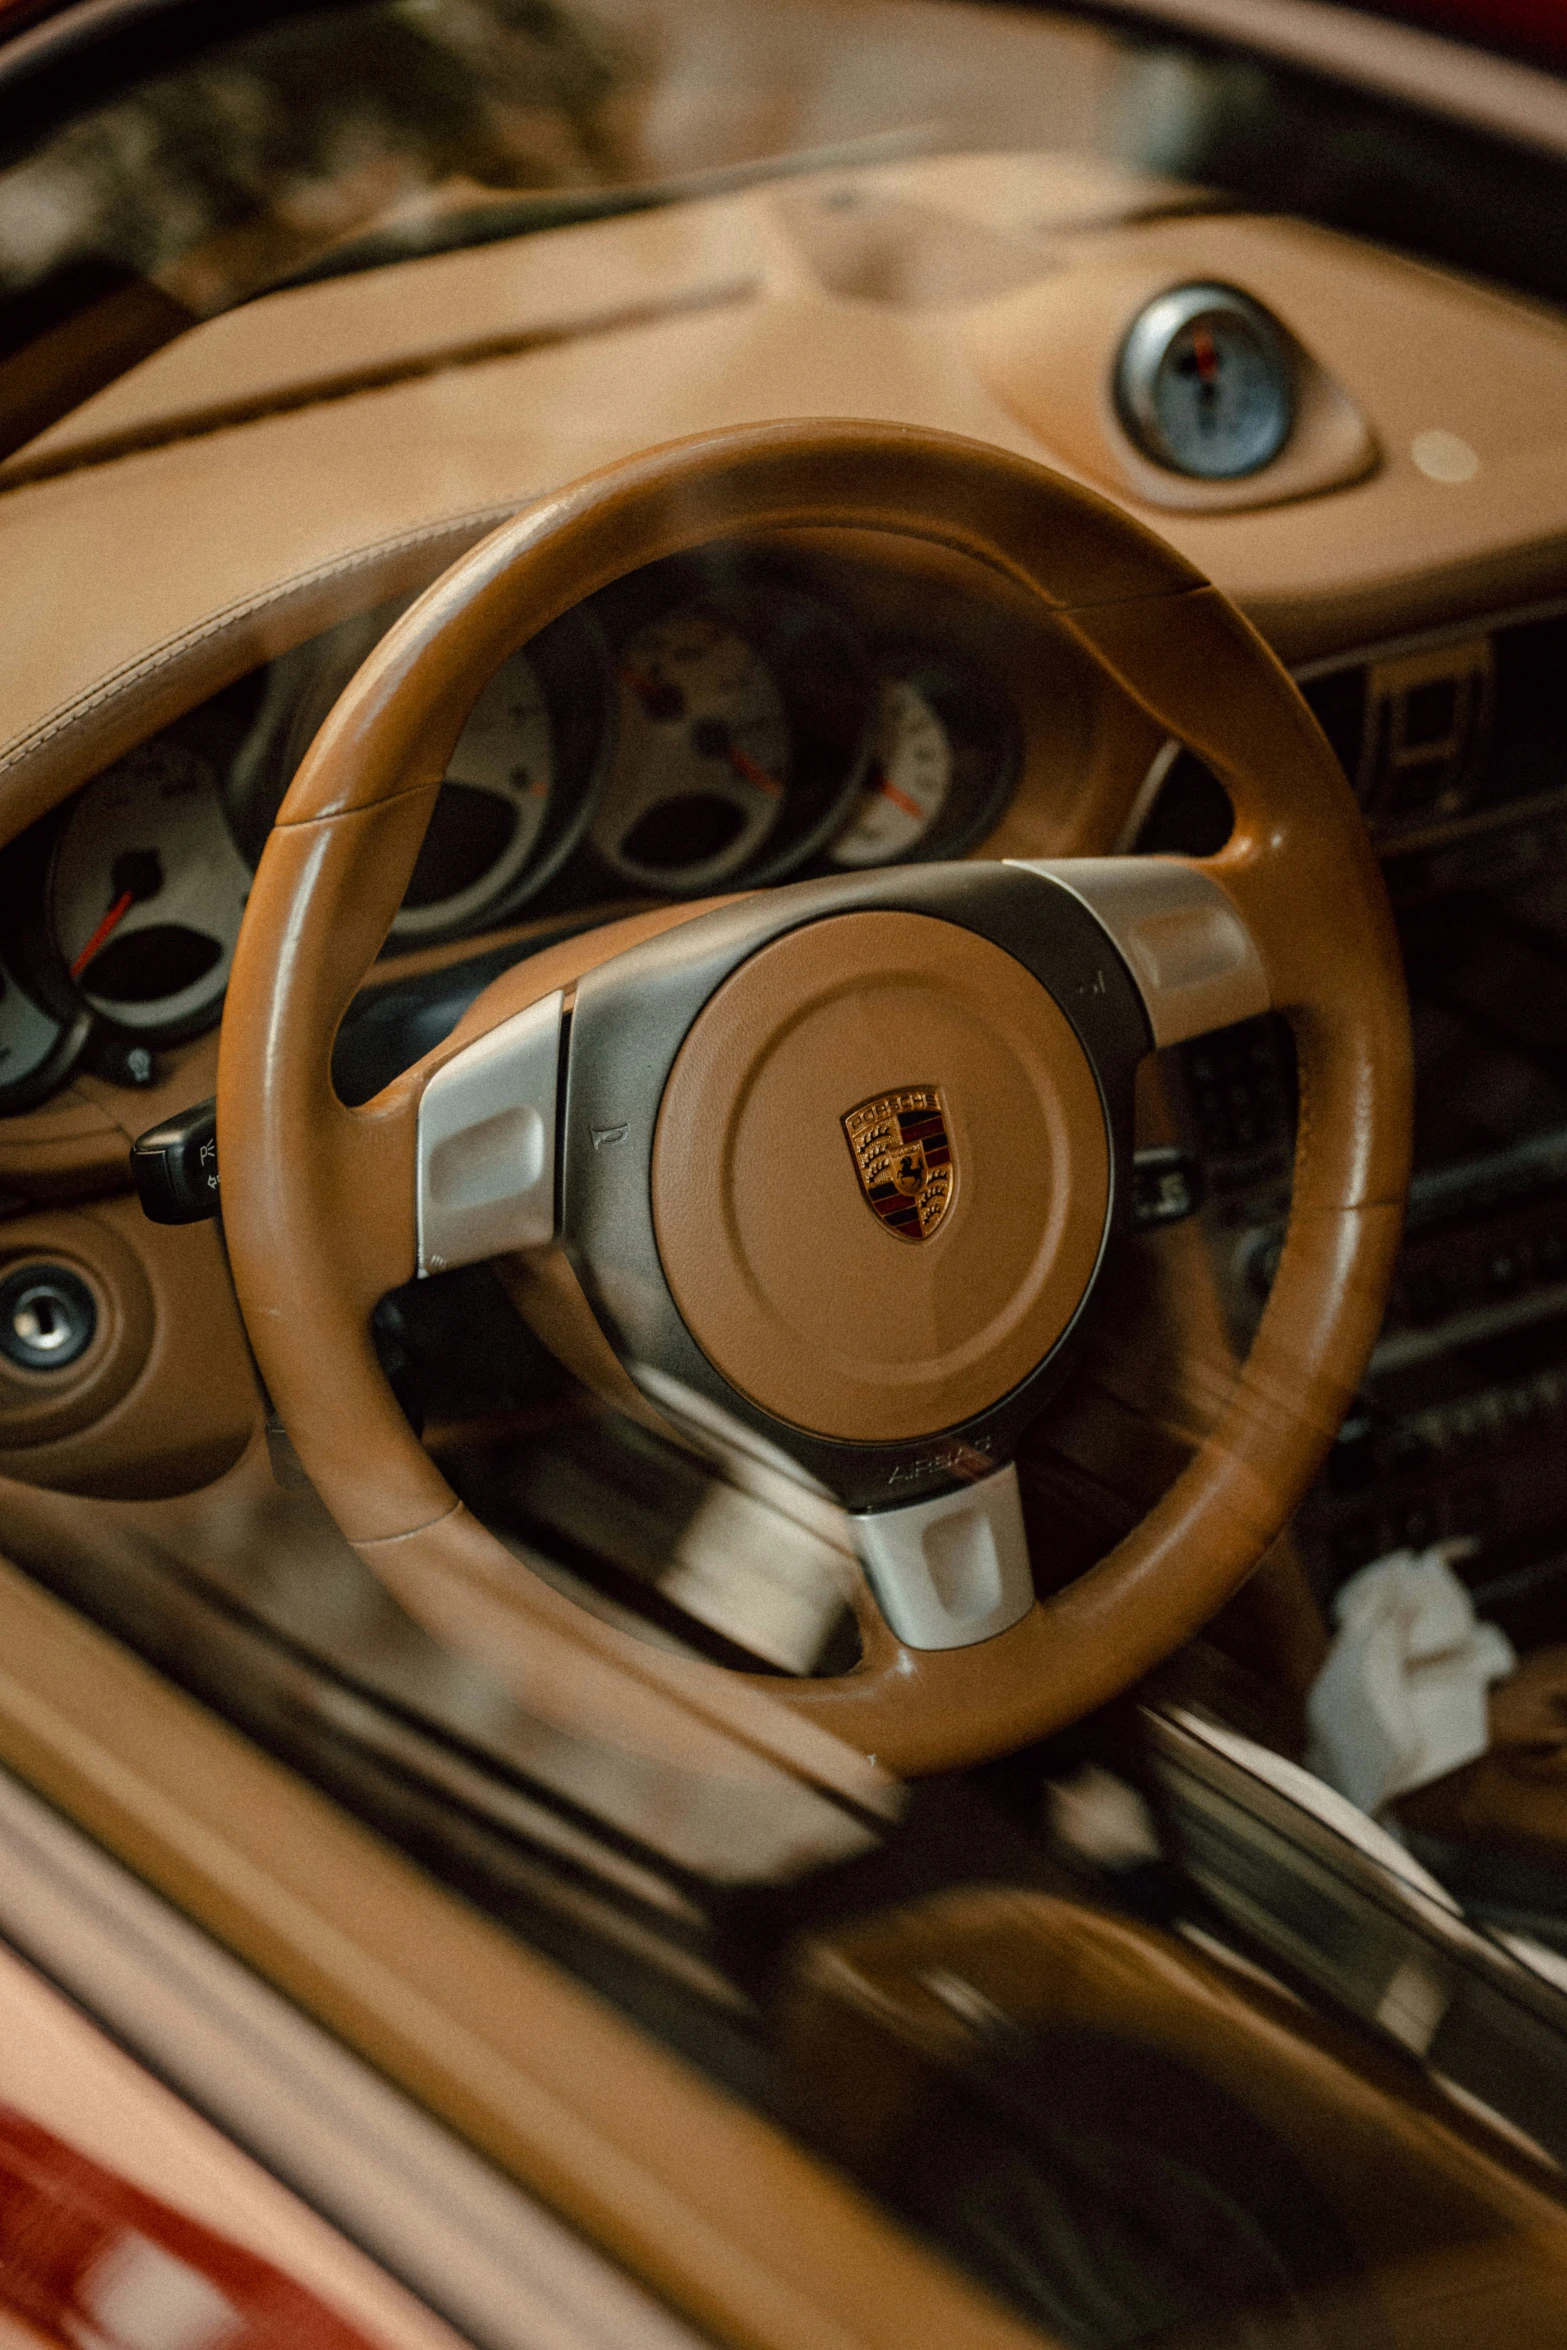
[0, 548, 1021, 1114]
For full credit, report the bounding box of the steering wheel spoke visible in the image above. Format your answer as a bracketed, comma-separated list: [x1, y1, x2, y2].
[851, 1464, 1035, 1651]
[415, 987, 564, 1276]
[1007, 855, 1270, 1047]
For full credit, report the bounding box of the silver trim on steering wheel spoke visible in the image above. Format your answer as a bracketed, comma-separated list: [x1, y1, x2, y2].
[851, 1464, 1035, 1650]
[416, 990, 564, 1276]
[1008, 856, 1271, 1046]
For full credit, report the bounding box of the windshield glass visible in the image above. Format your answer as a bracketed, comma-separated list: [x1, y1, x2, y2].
[4, 6, 1567, 2348]
[0, 0, 1109, 433]
[1, 0, 1563, 468]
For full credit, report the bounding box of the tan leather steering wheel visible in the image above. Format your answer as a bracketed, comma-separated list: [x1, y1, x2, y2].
[218, 421, 1411, 1778]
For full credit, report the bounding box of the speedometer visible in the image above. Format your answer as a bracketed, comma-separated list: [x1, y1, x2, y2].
[231, 600, 611, 947]
[392, 604, 607, 936]
[830, 673, 953, 867]
[391, 644, 559, 940]
[602, 604, 791, 882]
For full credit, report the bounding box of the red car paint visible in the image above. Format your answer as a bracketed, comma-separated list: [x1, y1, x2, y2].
[1373, 0, 1567, 68]
[0, 2107, 382, 2350]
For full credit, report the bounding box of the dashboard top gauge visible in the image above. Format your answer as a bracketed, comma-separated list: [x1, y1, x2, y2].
[827, 647, 1019, 870]
[49, 736, 253, 1044]
[590, 557, 872, 895]
[239, 598, 610, 946]
[1115, 283, 1295, 481]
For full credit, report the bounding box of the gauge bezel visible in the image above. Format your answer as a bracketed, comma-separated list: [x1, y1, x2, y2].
[1114, 282, 1296, 482]
[821, 640, 1021, 872]
[263, 596, 610, 944]
[389, 602, 613, 943]
[584, 550, 874, 898]
[0, 953, 91, 1115]
[0, 813, 95, 1108]
[252, 597, 613, 949]
[9, 692, 274, 1060]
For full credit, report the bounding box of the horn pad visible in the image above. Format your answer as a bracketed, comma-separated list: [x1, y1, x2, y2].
[650, 910, 1110, 1443]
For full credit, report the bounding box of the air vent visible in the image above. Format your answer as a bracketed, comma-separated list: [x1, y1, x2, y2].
[1301, 638, 1494, 831]
[1297, 609, 1567, 843]
[1362, 638, 1494, 826]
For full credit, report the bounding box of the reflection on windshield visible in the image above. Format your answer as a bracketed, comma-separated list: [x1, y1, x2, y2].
[0, 0, 1115, 460]
[3, 0, 1559, 458]
[0, 0, 631, 321]
[3, 3, 1567, 2342]
[0, 0, 1112, 319]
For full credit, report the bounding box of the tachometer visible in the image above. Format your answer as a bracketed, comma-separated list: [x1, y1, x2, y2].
[49, 737, 253, 1043]
[606, 605, 788, 880]
[1115, 284, 1294, 481]
[828, 648, 1019, 868]
[590, 560, 871, 894]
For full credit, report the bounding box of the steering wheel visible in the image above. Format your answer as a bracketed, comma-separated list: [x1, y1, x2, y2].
[218, 421, 1411, 1778]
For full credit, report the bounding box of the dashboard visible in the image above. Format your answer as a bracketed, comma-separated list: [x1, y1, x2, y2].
[1175, 594, 1567, 1620]
[1, 140, 1566, 1652]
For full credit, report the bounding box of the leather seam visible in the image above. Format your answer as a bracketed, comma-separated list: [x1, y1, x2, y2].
[0, 280, 760, 495]
[1059, 576, 1211, 616]
[0, 501, 521, 779]
[2, 501, 1209, 788]
[353, 1498, 464, 1551]
[273, 778, 443, 831]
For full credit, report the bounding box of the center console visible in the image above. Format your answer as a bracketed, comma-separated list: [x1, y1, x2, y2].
[1167, 600, 1567, 1641]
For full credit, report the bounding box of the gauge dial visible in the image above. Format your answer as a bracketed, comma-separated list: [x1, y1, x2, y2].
[828, 649, 1020, 869]
[597, 605, 790, 887]
[830, 675, 954, 867]
[237, 601, 609, 945]
[50, 739, 253, 1042]
[1116, 284, 1294, 481]
[391, 647, 556, 940]
[592, 565, 872, 894]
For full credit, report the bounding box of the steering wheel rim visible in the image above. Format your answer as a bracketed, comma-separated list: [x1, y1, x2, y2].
[218, 420, 1411, 1777]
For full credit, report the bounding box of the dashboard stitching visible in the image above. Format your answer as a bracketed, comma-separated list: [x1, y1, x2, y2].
[0, 500, 523, 781]
[0, 280, 761, 499]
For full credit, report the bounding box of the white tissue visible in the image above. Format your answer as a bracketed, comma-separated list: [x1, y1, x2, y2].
[1306, 1543, 1515, 1815]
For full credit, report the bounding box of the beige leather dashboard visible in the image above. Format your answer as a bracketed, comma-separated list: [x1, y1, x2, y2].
[2, 147, 1565, 846]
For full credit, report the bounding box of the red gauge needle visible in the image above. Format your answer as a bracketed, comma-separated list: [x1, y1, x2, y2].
[685, 710, 784, 798]
[873, 772, 923, 822]
[620, 664, 685, 721]
[71, 847, 163, 979]
[726, 743, 783, 799]
[71, 889, 134, 978]
[1185, 322, 1223, 438]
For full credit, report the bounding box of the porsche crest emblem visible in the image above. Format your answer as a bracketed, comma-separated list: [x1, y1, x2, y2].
[842, 1087, 955, 1243]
